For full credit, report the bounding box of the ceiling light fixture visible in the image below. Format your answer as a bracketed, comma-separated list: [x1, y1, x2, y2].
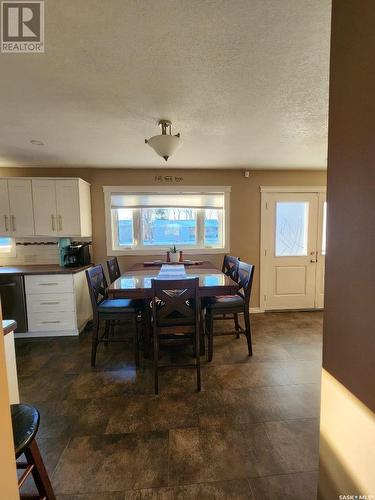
[145, 120, 182, 162]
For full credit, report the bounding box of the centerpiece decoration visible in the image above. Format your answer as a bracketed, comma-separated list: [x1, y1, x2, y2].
[167, 245, 182, 263]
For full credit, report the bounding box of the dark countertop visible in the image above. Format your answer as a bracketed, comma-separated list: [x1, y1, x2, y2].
[0, 264, 93, 276]
[2, 320, 17, 336]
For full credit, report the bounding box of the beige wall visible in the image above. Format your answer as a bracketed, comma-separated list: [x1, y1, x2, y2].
[319, 0, 375, 497]
[0, 167, 326, 308]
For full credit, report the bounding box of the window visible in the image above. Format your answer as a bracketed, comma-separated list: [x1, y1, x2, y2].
[104, 187, 230, 254]
[0, 237, 16, 256]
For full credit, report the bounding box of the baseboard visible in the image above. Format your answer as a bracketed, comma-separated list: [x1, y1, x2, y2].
[250, 307, 263, 314]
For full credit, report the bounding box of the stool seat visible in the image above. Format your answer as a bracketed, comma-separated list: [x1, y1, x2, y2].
[11, 404, 40, 458]
[97, 298, 141, 313]
[205, 294, 244, 312]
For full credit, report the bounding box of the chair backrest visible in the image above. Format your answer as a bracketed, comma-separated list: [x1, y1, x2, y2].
[106, 257, 121, 284]
[151, 278, 199, 330]
[86, 265, 108, 315]
[236, 261, 255, 306]
[222, 255, 240, 281]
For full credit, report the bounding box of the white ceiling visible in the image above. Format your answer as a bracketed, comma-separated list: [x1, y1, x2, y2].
[0, 0, 331, 169]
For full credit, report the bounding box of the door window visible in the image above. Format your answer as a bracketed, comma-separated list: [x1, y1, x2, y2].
[275, 202, 309, 256]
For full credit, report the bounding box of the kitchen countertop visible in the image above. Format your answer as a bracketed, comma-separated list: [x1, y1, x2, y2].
[0, 264, 93, 276]
[2, 320, 17, 336]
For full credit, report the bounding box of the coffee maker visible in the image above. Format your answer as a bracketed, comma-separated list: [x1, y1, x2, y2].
[64, 243, 91, 267]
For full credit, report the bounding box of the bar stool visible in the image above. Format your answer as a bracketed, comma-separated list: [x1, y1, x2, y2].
[11, 403, 56, 499]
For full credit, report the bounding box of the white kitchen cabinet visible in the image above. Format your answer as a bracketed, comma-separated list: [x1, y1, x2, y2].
[32, 178, 92, 237]
[56, 179, 92, 237]
[22, 270, 92, 337]
[1, 177, 91, 238]
[7, 179, 35, 237]
[0, 179, 11, 236]
[55, 179, 81, 236]
[32, 179, 57, 236]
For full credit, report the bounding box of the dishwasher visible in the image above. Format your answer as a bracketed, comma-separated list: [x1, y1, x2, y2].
[0, 274, 28, 333]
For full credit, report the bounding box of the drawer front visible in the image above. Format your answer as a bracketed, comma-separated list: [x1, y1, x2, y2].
[26, 293, 75, 314]
[28, 311, 76, 332]
[25, 274, 73, 294]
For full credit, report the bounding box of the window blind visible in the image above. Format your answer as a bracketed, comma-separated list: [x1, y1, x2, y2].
[110, 192, 225, 209]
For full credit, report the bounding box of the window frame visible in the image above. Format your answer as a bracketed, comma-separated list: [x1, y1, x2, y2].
[103, 186, 231, 256]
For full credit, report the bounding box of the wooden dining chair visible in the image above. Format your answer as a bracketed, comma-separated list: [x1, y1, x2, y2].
[205, 261, 255, 361]
[106, 257, 121, 284]
[219, 254, 241, 333]
[151, 277, 201, 394]
[86, 265, 143, 367]
[12, 403, 56, 499]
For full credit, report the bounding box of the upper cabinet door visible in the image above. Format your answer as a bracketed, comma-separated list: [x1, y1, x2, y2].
[32, 179, 57, 236]
[8, 179, 35, 237]
[55, 179, 81, 236]
[0, 179, 11, 236]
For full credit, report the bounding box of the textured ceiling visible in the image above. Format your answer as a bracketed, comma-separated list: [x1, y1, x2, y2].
[0, 0, 331, 169]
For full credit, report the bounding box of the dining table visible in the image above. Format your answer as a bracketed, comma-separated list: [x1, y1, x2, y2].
[107, 260, 239, 299]
[107, 261, 239, 356]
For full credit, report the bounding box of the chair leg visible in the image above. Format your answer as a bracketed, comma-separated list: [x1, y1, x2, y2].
[143, 306, 152, 358]
[154, 331, 159, 395]
[206, 313, 214, 362]
[24, 439, 56, 500]
[234, 313, 240, 339]
[91, 319, 100, 367]
[134, 314, 140, 368]
[244, 308, 253, 356]
[104, 320, 110, 347]
[199, 309, 205, 355]
[196, 328, 201, 392]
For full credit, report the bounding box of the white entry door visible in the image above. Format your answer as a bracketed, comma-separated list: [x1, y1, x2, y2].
[262, 190, 326, 310]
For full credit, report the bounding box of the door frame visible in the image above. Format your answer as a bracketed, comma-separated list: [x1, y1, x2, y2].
[259, 186, 327, 312]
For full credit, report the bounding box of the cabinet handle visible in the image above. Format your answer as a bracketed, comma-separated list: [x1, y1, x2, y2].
[41, 321, 61, 324]
[51, 215, 56, 231]
[11, 215, 16, 231]
[58, 215, 63, 231]
[39, 282, 59, 286]
[40, 301, 60, 305]
[4, 215, 9, 232]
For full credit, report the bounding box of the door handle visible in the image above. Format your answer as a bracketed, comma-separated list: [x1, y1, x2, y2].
[4, 215, 9, 232]
[310, 259, 318, 263]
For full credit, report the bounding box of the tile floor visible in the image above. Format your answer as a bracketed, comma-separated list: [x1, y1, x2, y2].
[15, 311, 322, 499]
